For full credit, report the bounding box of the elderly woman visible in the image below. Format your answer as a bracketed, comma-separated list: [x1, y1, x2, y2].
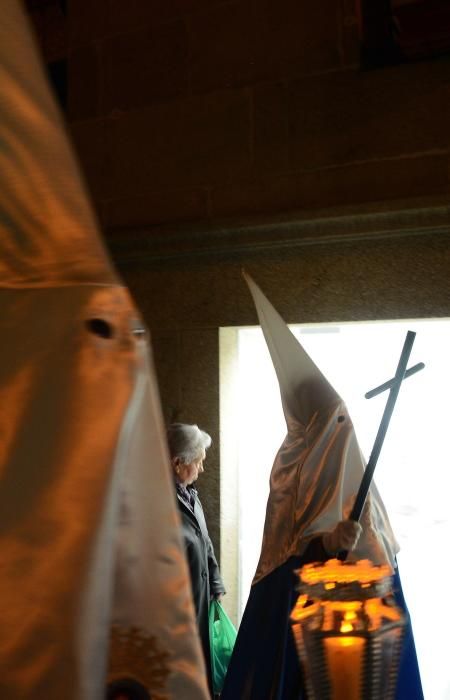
[167, 423, 225, 696]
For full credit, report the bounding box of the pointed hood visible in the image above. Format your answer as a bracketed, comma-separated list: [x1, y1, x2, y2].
[0, 4, 209, 698]
[0, 0, 115, 287]
[244, 270, 340, 430]
[243, 273, 399, 583]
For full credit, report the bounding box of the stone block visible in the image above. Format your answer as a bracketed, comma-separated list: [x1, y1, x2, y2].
[289, 61, 450, 170]
[105, 0, 215, 34]
[253, 82, 289, 174]
[123, 263, 243, 330]
[252, 0, 341, 82]
[179, 329, 219, 434]
[68, 0, 106, 45]
[149, 329, 182, 425]
[101, 21, 189, 113]
[105, 187, 209, 228]
[107, 89, 251, 194]
[322, 155, 449, 206]
[189, 0, 255, 93]
[211, 154, 449, 218]
[142, 326, 222, 552]
[179, 328, 220, 547]
[339, 0, 360, 68]
[69, 119, 110, 201]
[68, 44, 100, 120]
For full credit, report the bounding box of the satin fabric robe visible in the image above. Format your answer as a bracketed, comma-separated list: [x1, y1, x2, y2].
[0, 2, 209, 698]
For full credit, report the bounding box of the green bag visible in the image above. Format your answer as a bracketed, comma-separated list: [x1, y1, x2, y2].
[209, 599, 237, 694]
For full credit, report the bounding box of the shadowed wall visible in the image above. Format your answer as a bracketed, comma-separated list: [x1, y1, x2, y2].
[48, 0, 450, 552]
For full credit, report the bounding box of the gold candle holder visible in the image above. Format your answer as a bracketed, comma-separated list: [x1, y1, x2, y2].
[290, 559, 406, 700]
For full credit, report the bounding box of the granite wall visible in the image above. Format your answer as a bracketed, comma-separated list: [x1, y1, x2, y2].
[61, 0, 450, 553]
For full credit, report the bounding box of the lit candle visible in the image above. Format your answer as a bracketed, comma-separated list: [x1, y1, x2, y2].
[323, 636, 365, 700]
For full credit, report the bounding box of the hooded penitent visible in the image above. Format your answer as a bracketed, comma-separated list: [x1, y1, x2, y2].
[243, 273, 399, 585]
[0, 3, 209, 699]
[220, 274, 422, 700]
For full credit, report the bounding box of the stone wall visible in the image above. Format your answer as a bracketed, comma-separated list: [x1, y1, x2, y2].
[67, 0, 450, 231]
[116, 207, 450, 551]
[64, 0, 450, 553]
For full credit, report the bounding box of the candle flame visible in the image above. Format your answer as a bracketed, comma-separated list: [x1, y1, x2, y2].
[340, 621, 354, 633]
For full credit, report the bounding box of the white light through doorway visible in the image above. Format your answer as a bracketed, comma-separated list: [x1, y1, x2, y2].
[222, 318, 450, 700]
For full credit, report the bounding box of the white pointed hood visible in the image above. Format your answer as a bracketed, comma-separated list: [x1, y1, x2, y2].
[0, 3, 209, 699]
[244, 273, 399, 584]
[0, 1, 114, 288]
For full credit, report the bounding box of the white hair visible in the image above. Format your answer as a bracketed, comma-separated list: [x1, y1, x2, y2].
[167, 423, 212, 464]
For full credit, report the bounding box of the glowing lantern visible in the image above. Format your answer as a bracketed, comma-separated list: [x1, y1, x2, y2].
[290, 559, 405, 700]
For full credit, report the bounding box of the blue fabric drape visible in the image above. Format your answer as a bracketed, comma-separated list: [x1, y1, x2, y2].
[221, 557, 423, 700]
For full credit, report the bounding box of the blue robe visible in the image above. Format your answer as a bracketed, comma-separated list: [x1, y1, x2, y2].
[221, 548, 423, 700]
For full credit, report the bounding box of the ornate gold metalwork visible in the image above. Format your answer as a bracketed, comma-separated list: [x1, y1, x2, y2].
[108, 625, 171, 699]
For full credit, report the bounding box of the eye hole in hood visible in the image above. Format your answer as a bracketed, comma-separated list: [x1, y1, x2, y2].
[85, 318, 114, 339]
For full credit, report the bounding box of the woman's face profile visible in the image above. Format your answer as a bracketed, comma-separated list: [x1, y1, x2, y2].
[174, 449, 206, 486]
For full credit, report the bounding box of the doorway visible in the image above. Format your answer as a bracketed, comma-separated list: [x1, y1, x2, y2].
[220, 318, 450, 700]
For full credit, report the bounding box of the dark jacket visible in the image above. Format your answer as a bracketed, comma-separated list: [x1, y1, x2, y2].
[176, 486, 225, 695]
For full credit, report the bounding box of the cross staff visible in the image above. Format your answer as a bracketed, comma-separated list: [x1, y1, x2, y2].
[338, 330, 424, 560]
[365, 361, 425, 399]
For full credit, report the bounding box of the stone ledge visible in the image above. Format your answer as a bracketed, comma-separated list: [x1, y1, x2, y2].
[107, 197, 450, 267]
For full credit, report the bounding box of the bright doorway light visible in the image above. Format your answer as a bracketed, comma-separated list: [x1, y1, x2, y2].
[220, 318, 450, 700]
